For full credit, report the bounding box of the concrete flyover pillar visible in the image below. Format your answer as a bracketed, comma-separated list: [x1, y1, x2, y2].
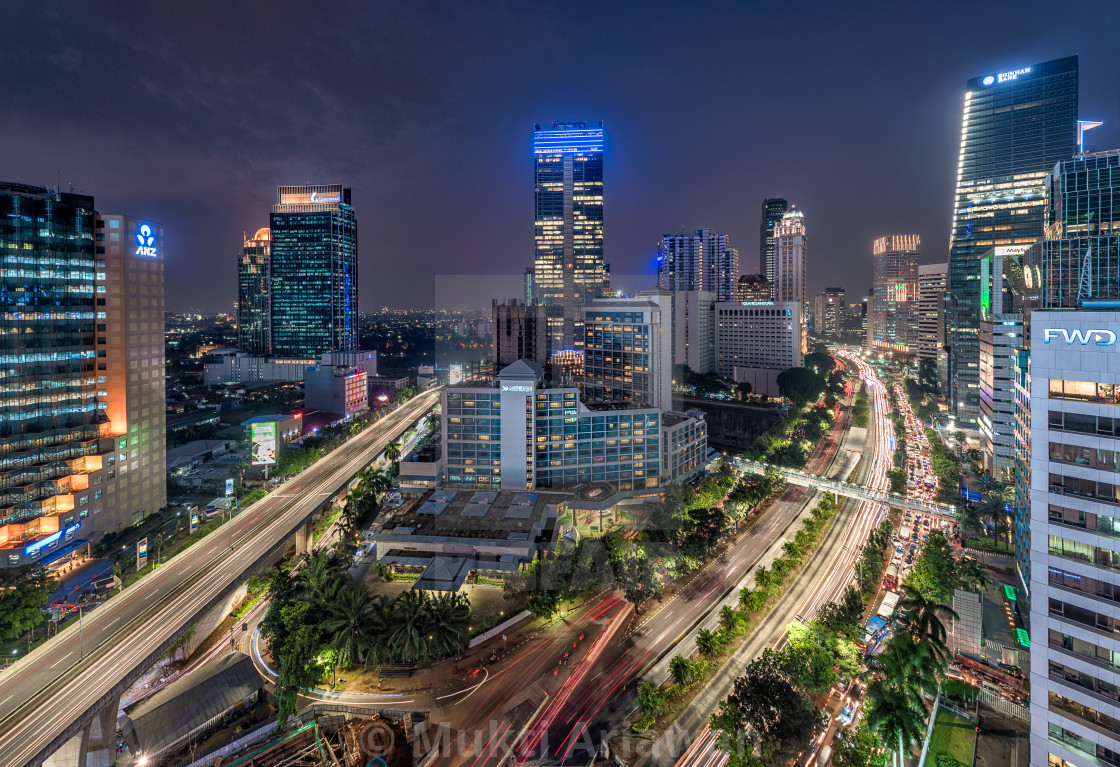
[294, 518, 315, 554]
[42, 693, 120, 767]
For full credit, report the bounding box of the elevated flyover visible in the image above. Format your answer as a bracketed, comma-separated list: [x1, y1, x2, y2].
[0, 388, 441, 767]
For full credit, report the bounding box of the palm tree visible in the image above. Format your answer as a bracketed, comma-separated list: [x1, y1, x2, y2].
[696, 628, 722, 658]
[303, 551, 344, 605]
[388, 590, 430, 664]
[669, 655, 704, 688]
[976, 485, 1014, 545]
[423, 592, 471, 658]
[864, 679, 926, 767]
[385, 439, 402, 467]
[322, 585, 378, 670]
[636, 681, 668, 719]
[896, 587, 956, 651]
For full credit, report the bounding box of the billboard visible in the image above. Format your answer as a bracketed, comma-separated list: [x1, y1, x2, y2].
[449, 364, 463, 385]
[225, 478, 235, 497]
[251, 422, 278, 465]
[190, 509, 199, 534]
[137, 537, 148, 572]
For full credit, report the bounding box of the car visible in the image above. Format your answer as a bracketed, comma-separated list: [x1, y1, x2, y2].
[838, 702, 855, 725]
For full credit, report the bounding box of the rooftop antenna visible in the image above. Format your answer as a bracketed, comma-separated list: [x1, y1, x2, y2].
[1078, 243, 1093, 303]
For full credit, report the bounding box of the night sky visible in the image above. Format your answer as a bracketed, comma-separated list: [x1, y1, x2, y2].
[5, 2, 1120, 312]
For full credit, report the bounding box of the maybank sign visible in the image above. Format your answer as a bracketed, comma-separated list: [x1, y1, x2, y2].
[1044, 328, 1118, 346]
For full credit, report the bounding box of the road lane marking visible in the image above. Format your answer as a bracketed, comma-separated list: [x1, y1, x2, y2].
[50, 655, 71, 669]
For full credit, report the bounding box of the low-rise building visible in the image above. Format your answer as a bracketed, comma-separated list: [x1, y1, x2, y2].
[305, 365, 368, 417]
[443, 360, 707, 493]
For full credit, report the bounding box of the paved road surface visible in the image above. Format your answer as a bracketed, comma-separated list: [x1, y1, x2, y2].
[0, 389, 440, 767]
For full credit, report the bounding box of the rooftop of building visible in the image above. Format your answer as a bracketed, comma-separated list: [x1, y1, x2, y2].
[375, 487, 563, 542]
[241, 413, 301, 425]
[783, 206, 804, 219]
[738, 274, 770, 284]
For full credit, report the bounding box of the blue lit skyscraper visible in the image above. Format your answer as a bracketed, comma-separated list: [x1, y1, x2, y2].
[948, 56, 1078, 425]
[531, 122, 606, 351]
[269, 185, 358, 358]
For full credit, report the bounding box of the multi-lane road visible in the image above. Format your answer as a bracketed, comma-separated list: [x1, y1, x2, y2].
[415, 371, 861, 766]
[0, 388, 441, 767]
[662, 350, 894, 767]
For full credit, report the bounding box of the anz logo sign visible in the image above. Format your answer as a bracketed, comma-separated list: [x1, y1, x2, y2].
[1044, 328, 1118, 346]
[134, 224, 157, 257]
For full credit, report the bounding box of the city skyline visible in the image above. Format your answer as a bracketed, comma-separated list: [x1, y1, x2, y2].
[4, 4, 1120, 312]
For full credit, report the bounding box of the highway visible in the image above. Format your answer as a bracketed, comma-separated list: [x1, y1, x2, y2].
[418, 366, 861, 766]
[0, 387, 441, 767]
[659, 349, 894, 767]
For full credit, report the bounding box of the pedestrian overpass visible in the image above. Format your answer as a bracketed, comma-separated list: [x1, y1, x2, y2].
[735, 458, 957, 517]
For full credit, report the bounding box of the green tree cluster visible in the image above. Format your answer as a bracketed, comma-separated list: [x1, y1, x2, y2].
[777, 367, 827, 408]
[905, 530, 991, 604]
[261, 546, 471, 724]
[864, 586, 957, 763]
[0, 566, 57, 641]
[925, 427, 963, 504]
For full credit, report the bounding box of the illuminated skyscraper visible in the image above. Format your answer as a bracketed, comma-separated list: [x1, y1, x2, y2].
[773, 206, 806, 311]
[238, 227, 271, 354]
[531, 122, 606, 351]
[948, 56, 1078, 425]
[269, 185, 358, 358]
[869, 235, 921, 351]
[759, 198, 788, 287]
[0, 184, 166, 566]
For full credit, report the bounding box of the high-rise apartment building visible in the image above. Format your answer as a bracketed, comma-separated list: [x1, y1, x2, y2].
[238, 227, 271, 354]
[269, 185, 358, 358]
[0, 184, 166, 567]
[493, 299, 550, 368]
[773, 207, 807, 313]
[657, 229, 738, 301]
[759, 198, 788, 285]
[531, 122, 606, 351]
[948, 56, 1078, 425]
[870, 235, 921, 351]
[582, 288, 672, 411]
[918, 263, 948, 368]
[672, 291, 715, 375]
[812, 288, 845, 337]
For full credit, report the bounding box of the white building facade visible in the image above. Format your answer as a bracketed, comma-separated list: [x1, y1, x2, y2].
[773, 207, 806, 314]
[714, 300, 803, 395]
[1028, 310, 1120, 767]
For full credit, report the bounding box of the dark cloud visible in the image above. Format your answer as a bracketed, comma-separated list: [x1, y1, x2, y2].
[3, 0, 1119, 311]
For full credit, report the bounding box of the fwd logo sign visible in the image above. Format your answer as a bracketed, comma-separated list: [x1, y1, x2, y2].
[1044, 328, 1118, 346]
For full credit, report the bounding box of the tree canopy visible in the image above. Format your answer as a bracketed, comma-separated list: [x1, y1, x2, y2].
[776, 367, 826, 407]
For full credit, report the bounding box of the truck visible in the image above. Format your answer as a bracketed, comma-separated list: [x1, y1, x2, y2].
[899, 525, 911, 542]
[877, 591, 900, 621]
[818, 745, 832, 767]
[883, 564, 899, 590]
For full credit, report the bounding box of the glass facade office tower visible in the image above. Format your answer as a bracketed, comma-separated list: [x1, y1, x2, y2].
[759, 198, 788, 287]
[948, 55, 1078, 425]
[870, 235, 921, 351]
[270, 185, 358, 358]
[1028, 150, 1120, 308]
[238, 227, 271, 354]
[531, 122, 606, 351]
[0, 185, 166, 566]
